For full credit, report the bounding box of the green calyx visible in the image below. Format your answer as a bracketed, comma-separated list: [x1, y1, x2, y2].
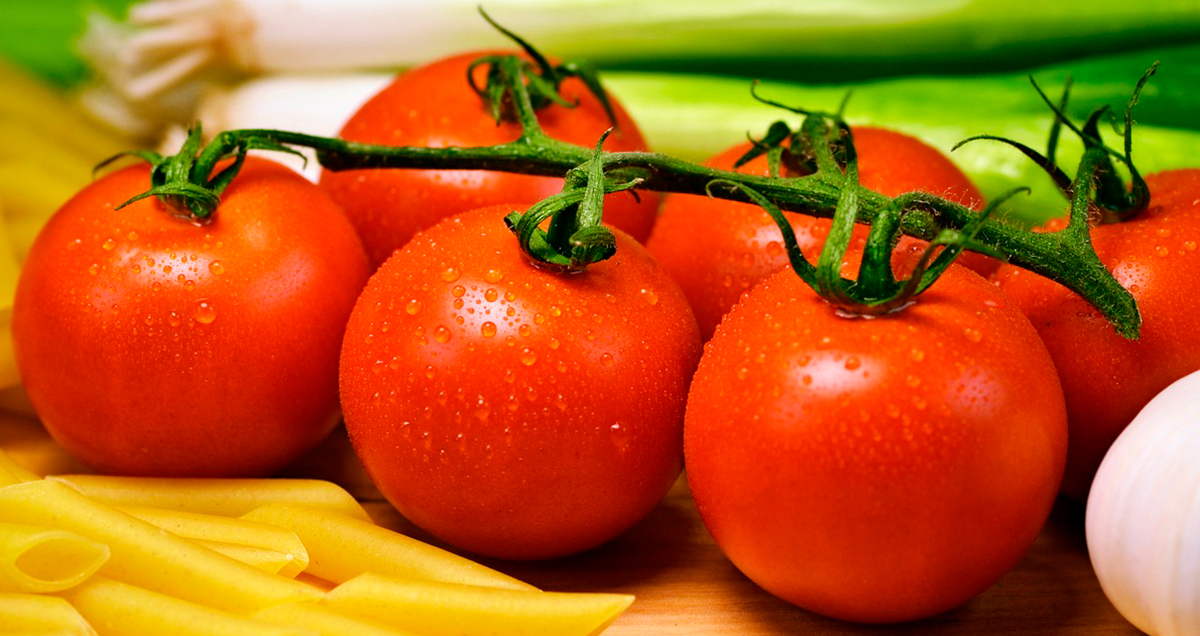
[712, 109, 1008, 317]
[105, 124, 304, 221]
[469, 9, 618, 129]
[504, 130, 638, 272]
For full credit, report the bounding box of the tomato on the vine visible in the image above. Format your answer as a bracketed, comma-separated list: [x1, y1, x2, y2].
[339, 205, 701, 560]
[319, 51, 660, 269]
[994, 168, 1200, 499]
[646, 126, 993, 340]
[12, 157, 370, 477]
[683, 256, 1067, 623]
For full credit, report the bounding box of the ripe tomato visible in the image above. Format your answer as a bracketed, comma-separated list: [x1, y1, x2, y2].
[684, 259, 1067, 623]
[646, 126, 992, 340]
[993, 168, 1200, 499]
[339, 205, 701, 560]
[319, 51, 660, 269]
[12, 157, 370, 477]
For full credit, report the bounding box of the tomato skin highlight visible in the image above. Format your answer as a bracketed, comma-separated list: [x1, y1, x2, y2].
[339, 205, 701, 560]
[646, 126, 992, 340]
[319, 51, 660, 269]
[993, 168, 1200, 500]
[12, 158, 371, 477]
[683, 263, 1066, 623]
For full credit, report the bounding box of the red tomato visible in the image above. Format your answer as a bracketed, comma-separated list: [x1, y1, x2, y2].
[12, 157, 370, 477]
[319, 51, 660, 269]
[339, 205, 701, 559]
[684, 258, 1067, 623]
[646, 126, 993, 340]
[993, 168, 1200, 499]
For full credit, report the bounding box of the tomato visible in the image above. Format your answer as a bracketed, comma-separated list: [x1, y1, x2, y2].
[646, 126, 993, 340]
[683, 258, 1067, 623]
[12, 157, 370, 477]
[339, 205, 701, 559]
[993, 168, 1200, 500]
[319, 51, 660, 269]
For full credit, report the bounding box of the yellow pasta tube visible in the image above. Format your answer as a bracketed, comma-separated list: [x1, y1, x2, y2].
[254, 601, 419, 636]
[0, 480, 320, 614]
[0, 522, 109, 593]
[195, 542, 298, 576]
[47, 475, 370, 520]
[0, 593, 96, 636]
[241, 505, 535, 591]
[0, 449, 38, 485]
[58, 577, 313, 636]
[119, 506, 309, 578]
[324, 572, 634, 636]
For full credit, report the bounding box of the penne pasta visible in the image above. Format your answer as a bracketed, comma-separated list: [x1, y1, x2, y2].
[57, 577, 313, 636]
[119, 506, 309, 578]
[0, 522, 109, 593]
[0, 480, 321, 614]
[324, 572, 634, 636]
[254, 600, 420, 636]
[240, 504, 536, 592]
[0, 450, 38, 486]
[195, 542, 300, 577]
[47, 475, 370, 520]
[0, 592, 96, 636]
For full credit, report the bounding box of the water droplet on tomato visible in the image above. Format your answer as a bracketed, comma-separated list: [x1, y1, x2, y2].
[441, 267, 461, 283]
[640, 288, 660, 306]
[88, 263, 100, 276]
[518, 324, 532, 338]
[1155, 245, 1170, 258]
[484, 288, 498, 302]
[600, 353, 615, 368]
[1185, 240, 1198, 252]
[548, 337, 560, 350]
[405, 299, 422, 315]
[1157, 227, 1173, 238]
[484, 269, 504, 283]
[451, 285, 466, 298]
[520, 348, 537, 366]
[193, 300, 216, 324]
[844, 356, 861, 370]
[208, 261, 225, 276]
[909, 348, 925, 362]
[433, 326, 452, 343]
[481, 322, 497, 338]
[963, 328, 982, 343]
[102, 238, 116, 250]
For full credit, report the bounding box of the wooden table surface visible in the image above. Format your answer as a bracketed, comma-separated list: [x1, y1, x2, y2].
[0, 402, 1141, 636]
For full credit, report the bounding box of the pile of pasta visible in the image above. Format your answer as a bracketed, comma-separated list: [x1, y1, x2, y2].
[0, 450, 633, 636]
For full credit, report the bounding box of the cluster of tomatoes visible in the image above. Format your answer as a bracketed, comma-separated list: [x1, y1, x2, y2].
[12, 49, 1200, 624]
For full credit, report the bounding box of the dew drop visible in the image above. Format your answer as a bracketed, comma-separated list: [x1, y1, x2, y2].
[405, 299, 422, 315]
[193, 300, 216, 325]
[208, 261, 225, 276]
[88, 263, 100, 276]
[518, 324, 533, 338]
[441, 267, 461, 283]
[963, 328, 982, 343]
[484, 269, 504, 283]
[520, 348, 538, 366]
[844, 356, 861, 371]
[167, 311, 181, 327]
[640, 288, 660, 306]
[1185, 241, 1197, 252]
[910, 348, 926, 362]
[481, 322, 497, 338]
[484, 288, 499, 302]
[1155, 245, 1170, 258]
[433, 326, 452, 343]
[451, 285, 466, 298]
[600, 353, 615, 368]
[101, 238, 116, 251]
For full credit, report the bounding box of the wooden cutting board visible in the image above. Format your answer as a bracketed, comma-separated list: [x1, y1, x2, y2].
[0, 408, 1141, 635]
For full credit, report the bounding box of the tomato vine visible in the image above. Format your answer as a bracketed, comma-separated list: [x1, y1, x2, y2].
[127, 48, 1149, 339]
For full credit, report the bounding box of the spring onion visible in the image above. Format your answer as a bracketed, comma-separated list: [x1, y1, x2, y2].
[79, 1, 1200, 136]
